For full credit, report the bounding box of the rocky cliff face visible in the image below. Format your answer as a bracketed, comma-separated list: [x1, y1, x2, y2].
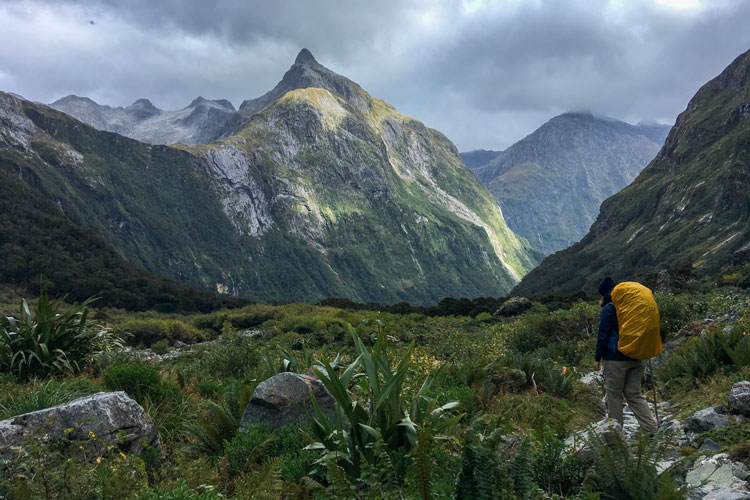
[50, 95, 243, 145]
[1, 49, 539, 304]
[514, 50, 750, 296]
[467, 112, 669, 256]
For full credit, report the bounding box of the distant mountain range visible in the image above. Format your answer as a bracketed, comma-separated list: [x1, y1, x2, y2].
[515, 49, 750, 296]
[462, 113, 671, 256]
[50, 95, 244, 145]
[1, 49, 539, 304]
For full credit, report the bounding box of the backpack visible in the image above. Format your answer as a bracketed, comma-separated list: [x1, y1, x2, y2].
[611, 281, 662, 360]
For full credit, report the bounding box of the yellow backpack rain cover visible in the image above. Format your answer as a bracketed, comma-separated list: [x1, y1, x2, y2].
[611, 282, 662, 360]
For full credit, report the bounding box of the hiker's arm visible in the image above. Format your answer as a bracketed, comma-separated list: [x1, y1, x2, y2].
[594, 304, 615, 363]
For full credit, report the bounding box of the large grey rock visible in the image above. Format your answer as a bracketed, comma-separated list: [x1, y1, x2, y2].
[594, 419, 624, 446]
[0, 392, 159, 457]
[686, 407, 729, 433]
[240, 372, 337, 431]
[703, 487, 750, 500]
[494, 297, 532, 317]
[686, 454, 749, 492]
[728, 381, 750, 417]
[700, 438, 723, 452]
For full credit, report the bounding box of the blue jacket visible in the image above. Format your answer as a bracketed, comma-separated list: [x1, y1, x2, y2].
[595, 301, 633, 362]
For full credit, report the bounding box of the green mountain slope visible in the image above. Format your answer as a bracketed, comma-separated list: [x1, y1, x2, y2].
[469, 112, 669, 256]
[0, 50, 538, 304]
[0, 166, 245, 312]
[514, 50, 750, 296]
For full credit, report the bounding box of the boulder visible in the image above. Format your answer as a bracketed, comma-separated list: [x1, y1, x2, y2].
[703, 487, 750, 500]
[594, 419, 623, 447]
[685, 407, 729, 433]
[728, 381, 750, 417]
[0, 391, 159, 458]
[686, 454, 749, 498]
[240, 372, 337, 431]
[700, 438, 723, 452]
[494, 297, 532, 317]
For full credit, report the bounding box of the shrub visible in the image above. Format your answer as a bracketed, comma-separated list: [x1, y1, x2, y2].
[151, 339, 170, 355]
[0, 291, 102, 378]
[119, 319, 205, 347]
[136, 480, 225, 500]
[532, 430, 588, 496]
[660, 323, 750, 384]
[184, 382, 253, 457]
[186, 333, 261, 380]
[103, 362, 171, 403]
[1, 430, 148, 499]
[656, 294, 705, 340]
[224, 424, 276, 473]
[0, 378, 103, 419]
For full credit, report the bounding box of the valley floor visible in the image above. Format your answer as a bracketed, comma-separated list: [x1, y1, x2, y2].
[1, 273, 750, 499]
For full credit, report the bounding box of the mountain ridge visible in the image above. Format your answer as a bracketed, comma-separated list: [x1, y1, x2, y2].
[465, 112, 670, 256]
[50, 93, 244, 145]
[514, 49, 750, 296]
[2, 49, 539, 304]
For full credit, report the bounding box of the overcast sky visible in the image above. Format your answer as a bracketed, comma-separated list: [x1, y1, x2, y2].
[1, 0, 748, 151]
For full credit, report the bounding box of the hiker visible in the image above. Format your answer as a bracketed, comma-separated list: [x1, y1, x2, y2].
[594, 277, 658, 434]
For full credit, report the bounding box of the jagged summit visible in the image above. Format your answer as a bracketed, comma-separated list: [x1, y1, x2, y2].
[238, 48, 368, 117]
[295, 48, 317, 65]
[50, 93, 240, 145]
[187, 96, 236, 112]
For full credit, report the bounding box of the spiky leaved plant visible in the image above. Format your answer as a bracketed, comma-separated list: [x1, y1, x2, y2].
[305, 321, 463, 486]
[0, 291, 101, 379]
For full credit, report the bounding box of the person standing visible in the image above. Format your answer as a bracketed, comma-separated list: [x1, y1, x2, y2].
[594, 277, 658, 434]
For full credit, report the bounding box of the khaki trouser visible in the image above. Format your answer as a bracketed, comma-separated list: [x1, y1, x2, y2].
[603, 359, 658, 434]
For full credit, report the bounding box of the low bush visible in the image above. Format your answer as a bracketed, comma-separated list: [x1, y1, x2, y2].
[184, 332, 261, 380]
[136, 480, 226, 500]
[0, 377, 103, 419]
[1, 430, 148, 499]
[103, 362, 176, 403]
[119, 319, 206, 347]
[660, 321, 750, 384]
[151, 339, 170, 355]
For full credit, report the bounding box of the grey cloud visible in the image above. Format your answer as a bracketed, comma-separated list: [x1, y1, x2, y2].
[1, 0, 748, 151]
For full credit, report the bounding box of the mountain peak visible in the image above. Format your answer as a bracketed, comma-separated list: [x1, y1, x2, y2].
[189, 96, 209, 107]
[238, 47, 367, 117]
[295, 48, 317, 65]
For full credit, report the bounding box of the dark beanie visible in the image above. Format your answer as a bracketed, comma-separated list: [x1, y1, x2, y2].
[598, 277, 615, 296]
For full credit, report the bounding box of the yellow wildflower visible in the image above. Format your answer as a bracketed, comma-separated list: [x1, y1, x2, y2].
[119, 451, 127, 461]
[89, 431, 96, 438]
[96, 457, 103, 464]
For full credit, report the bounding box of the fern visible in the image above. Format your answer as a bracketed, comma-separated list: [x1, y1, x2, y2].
[582, 430, 685, 500]
[510, 439, 537, 498]
[234, 457, 283, 500]
[326, 460, 362, 500]
[405, 429, 435, 500]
